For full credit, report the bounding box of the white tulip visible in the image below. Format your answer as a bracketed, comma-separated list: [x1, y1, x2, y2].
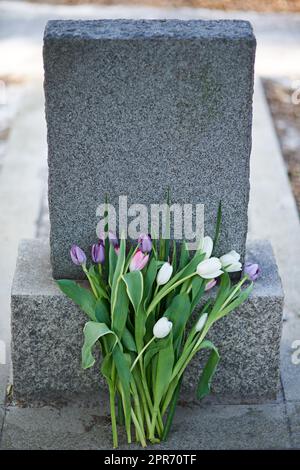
[195, 313, 208, 332]
[197, 257, 223, 279]
[201, 236, 213, 259]
[153, 317, 173, 339]
[220, 250, 242, 273]
[156, 262, 173, 286]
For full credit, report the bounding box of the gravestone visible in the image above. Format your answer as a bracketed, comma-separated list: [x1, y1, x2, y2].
[11, 19, 284, 404]
[44, 19, 256, 279]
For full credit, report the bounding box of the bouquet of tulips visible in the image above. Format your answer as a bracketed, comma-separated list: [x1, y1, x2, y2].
[57, 204, 254, 447]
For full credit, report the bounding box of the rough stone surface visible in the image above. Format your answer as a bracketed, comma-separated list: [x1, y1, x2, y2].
[11, 240, 101, 401]
[280, 315, 300, 402]
[0, 399, 291, 450]
[0, 405, 5, 447]
[11, 238, 283, 402]
[286, 402, 300, 449]
[0, 363, 9, 406]
[44, 19, 256, 279]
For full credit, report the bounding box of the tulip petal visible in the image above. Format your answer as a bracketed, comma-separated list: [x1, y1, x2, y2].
[202, 236, 213, 259]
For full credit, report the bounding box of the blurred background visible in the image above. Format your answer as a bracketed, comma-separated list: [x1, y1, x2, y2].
[1, 0, 300, 367]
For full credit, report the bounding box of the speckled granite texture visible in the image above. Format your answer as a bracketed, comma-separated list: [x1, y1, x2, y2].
[11, 238, 283, 403]
[44, 19, 256, 279]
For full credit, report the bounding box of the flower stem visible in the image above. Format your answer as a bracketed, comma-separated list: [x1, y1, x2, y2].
[131, 408, 147, 448]
[130, 337, 155, 372]
[219, 276, 248, 311]
[146, 272, 196, 316]
[162, 376, 182, 441]
[139, 363, 164, 436]
[116, 392, 124, 426]
[108, 384, 118, 448]
[149, 408, 159, 441]
[118, 384, 132, 444]
[82, 266, 99, 299]
[132, 370, 152, 436]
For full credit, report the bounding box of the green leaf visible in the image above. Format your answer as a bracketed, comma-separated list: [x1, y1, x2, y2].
[210, 272, 231, 316]
[122, 327, 137, 352]
[143, 257, 157, 307]
[56, 279, 97, 321]
[88, 265, 109, 300]
[113, 345, 132, 394]
[178, 241, 190, 270]
[171, 240, 177, 272]
[112, 278, 129, 337]
[135, 305, 147, 353]
[167, 251, 204, 291]
[95, 298, 110, 325]
[153, 337, 174, 409]
[147, 251, 205, 316]
[113, 345, 132, 434]
[164, 293, 191, 354]
[144, 335, 172, 370]
[124, 245, 135, 272]
[212, 201, 222, 255]
[218, 283, 253, 319]
[159, 237, 166, 262]
[123, 270, 143, 314]
[164, 187, 171, 261]
[162, 376, 183, 441]
[103, 194, 110, 277]
[196, 340, 220, 400]
[82, 322, 117, 369]
[111, 237, 126, 322]
[101, 352, 113, 386]
[190, 276, 205, 312]
[109, 243, 118, 287]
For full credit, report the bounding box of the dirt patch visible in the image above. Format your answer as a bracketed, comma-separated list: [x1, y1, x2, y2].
[263, 78, 300, 214]
[26, 0, 300, 13]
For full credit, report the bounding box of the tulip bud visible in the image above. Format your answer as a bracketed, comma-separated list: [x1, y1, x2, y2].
[91, 241, 105, 264]
[138, 233, 152, 254]
[220, 250, 242, 273]
[197, 258, 223, 279]
[195, 313, 208, 332]
[205, 279, 217, 291]
[156, 262, 173, 286]
[99, 231, 120, 254]
[153, 317, 173, 339]
[70, 245, 86, 266]
[129, 249, 149, 272]
[244, 262, 261, 281]
[201, 236, 213, 259]
[108, 231, 119, 249]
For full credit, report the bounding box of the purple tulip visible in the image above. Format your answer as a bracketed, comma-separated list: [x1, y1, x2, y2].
[138, 233, 152, 253]
[244, 262, 261, 281]
[108, 231, 119, 248]
[91, 241, 105, 264]
[99, 231, 120, 255]
[70, 245, 86, 266]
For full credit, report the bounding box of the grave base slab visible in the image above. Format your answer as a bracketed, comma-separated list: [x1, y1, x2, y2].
[11, 239, 283, 403]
